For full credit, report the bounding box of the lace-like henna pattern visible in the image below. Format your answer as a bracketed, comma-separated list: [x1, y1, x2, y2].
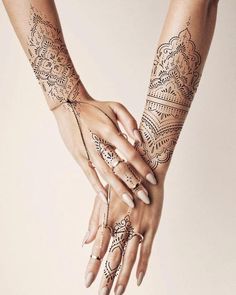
[27, 6, 80, 107]
[92, 133, 120, 167]
[104, 215, 134, 283]
[92, 134, 142, 190]
[137, 28, 201, 169]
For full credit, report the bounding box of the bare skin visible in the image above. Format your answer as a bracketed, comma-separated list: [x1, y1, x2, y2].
[3, 0, 157, 208]
[84, 1, 219, 294]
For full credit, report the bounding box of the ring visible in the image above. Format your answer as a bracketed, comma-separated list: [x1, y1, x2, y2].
[90, 254, 102, 261]
[98, 224, 114, 236]
[111, 159, 124, 171]
[132, 232, 144, 244]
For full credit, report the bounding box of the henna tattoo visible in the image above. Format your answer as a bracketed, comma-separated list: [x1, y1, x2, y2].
[91, 133, 120, 167]
[137, 27, 202, 169]
[27, 6, 80, 106]
[92, 133, 142, 190]
[104, 215, 134, 284]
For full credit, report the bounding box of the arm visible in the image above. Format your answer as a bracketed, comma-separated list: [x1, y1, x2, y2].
[3, 0, 156, 206]
[137, 0, 218, 176]
[84, 1, 219, 294]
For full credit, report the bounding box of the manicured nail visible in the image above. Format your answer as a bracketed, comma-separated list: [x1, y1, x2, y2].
[98, 191, 108, 204]
[116, 285, 125, 295]
[137, 272, 144, 286]
[122, 193, 135, 208]
[146, 172, 157, 185]
[85, 272, 94, 288]
[82, 231, 90, 247]
[100, 286, 110, 295]
[137, 189, 150, 204]
[133, 129, 143, 143]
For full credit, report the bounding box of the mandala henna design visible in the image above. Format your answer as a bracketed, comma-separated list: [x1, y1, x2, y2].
[104, 215, 134, 284]
[137, 28, 202, 169]
[27, 6, 80, 107]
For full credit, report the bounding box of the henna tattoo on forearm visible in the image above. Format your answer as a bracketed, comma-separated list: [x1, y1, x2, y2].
[136, 27, 202, 170]
[104, 215, 134, 283]
[27, 6, 80, 106]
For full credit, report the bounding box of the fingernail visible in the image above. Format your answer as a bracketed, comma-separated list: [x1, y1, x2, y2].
[146, 172, 157, 185]
[137, 189, 150, 204]
[116, 285, 125, 295]
[100, 286, 110, 295]
[137, 272, 144, 286]
[122, 193, 135, 208]
[133, 129, 143, 143]
[82, 231, 90, 247]
[98, 191, 108, 204]
[85, 271, 94, 288]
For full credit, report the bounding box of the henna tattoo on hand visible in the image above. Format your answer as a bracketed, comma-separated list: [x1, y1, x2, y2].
[27, 6, 80, 106]
[136, 27, 202, 170]
[104, 215, 134, 284]
[92, 133, 120, 167]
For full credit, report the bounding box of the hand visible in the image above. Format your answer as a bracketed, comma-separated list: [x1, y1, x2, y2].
[52, 85, 157, 207]
[83, 167, 165, 295]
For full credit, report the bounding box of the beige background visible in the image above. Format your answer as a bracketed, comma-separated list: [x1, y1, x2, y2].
[0, 1, 235, 294]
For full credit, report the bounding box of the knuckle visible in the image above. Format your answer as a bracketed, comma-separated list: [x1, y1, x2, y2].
[127, 149, 138, 162]
[113, 101, 123, 109]
[104, 125, 116, 138]
[128, 117, 136, 126]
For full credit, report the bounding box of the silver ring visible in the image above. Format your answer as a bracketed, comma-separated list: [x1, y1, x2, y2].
[90, 254, 102, 261]
[132, 232, 144, 244]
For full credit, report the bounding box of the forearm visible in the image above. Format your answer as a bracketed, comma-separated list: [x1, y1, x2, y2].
[138, 0, 219, 175]
[3, 0, 87, 109]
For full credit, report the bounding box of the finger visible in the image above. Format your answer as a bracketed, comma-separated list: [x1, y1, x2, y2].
[91, 154, 135, 208]
[106, 131, 157, 185]
[113, 160, 150, 205]
[136, 230, 154, 286]
[82, 196, 101, 246]
[99, 216, 131, 295]
[91, 134, 150, 204]
[110, 102, 142, 143]
[114, 235, 140, 295]
[85, 225, 112, 288]
[80, 158, 108, 204]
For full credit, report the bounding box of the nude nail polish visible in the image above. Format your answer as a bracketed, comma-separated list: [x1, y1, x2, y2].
[146, 172, 157, 185]
[122, 193, 135, 208]
[116, 285, 125, 295]
[137, 190, 150, 204]
[100, 286, 110, 295]
[98, 191, 108, 204]
[133, 129, 143, 143]
[85, 272, 94, 288]
[82, 231, 90, 247]
[137, 272, 144, 286]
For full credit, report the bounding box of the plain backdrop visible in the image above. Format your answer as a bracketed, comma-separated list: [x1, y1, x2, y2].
[0, 1, 235, 295]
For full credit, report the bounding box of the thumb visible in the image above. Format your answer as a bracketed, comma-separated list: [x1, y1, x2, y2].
[82, 196, 101, 246]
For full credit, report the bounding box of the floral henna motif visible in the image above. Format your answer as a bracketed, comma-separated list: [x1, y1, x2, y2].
[91, 133, 120, 167]
[104, 215, 134, 284]
[27, 6, 80, 106]
[137, 28, 202, 170]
